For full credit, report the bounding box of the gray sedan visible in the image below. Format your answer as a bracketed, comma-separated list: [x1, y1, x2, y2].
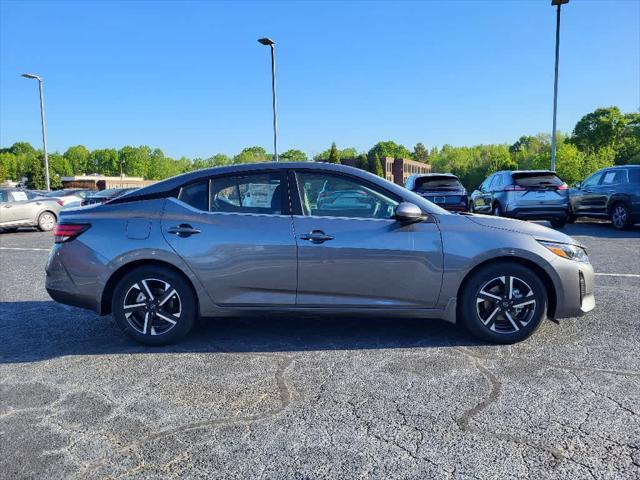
[45, 162, 595, 345]
[0, 188, 62, 232]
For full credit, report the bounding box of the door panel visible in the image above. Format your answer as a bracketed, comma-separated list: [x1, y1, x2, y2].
[1, 192, 32, 225]
[294, 216, 443, 307]
[161, 172, 297, 306]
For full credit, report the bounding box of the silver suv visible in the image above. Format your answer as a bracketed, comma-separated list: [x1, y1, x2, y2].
[469, 170, 570, 228]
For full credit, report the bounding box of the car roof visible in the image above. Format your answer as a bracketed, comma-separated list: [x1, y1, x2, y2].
[120, 162, 390, 201]
[411, 173, 459, 179]
[604, 164, 640, 169]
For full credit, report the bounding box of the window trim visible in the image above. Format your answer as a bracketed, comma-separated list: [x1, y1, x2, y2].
[289, 169, 403, 220]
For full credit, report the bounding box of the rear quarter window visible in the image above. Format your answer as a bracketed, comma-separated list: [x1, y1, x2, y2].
[178, 181, 209, 211]
[628, 169, 640, 184]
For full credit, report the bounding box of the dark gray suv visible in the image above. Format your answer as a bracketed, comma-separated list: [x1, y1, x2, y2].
[569, 165, 640, 229]
[470, 170, 570, 228]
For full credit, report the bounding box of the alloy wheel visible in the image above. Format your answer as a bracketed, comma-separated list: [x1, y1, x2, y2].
[475, 275, 536, 333]
[611, 205, 627, 229]
[123, 278, 181, 336]
[39, 212, 56, 231]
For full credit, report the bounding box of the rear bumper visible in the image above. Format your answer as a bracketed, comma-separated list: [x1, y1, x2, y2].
[505, 206, 568, 220]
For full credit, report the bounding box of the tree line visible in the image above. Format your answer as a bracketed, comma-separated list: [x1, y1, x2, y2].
[0, 106, 637, 190]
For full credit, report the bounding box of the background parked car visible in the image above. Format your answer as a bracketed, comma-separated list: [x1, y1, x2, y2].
[404, 173, 469, 212]
[41, 189, 94, 208]
[569, 165, 640, 230]
[469, 170, 569, 228]
[81, 187, 138, 206]
[0, 188, 62, 232]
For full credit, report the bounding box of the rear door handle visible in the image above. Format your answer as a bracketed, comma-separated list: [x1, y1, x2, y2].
[299, 230, 334, 243]
[167, 224, 201, 237]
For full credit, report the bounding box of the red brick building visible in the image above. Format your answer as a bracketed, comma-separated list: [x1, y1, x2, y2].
[342, 157, 431, 185]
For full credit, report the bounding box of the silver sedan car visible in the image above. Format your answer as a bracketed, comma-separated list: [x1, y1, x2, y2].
[46, 162, 595, 345]
[0, 188, 62, 232]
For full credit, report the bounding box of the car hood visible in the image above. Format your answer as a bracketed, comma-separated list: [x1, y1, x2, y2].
[464, 214, 582, 246]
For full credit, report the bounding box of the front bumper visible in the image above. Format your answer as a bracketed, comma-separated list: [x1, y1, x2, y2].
[544, 258, 595, 319]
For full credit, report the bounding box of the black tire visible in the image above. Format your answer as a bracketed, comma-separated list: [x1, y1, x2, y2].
[566, 213, 576, 224]
[549, 217, 567, 229]
[492, 203, 502, 217]
[0, 227, 18, 233]
[469, 202, 475, 213]
[111, 265, 197, 346]
[37, 211, 57, 232]
[610, 202, 632, 230]
[459, 262, 548, 344]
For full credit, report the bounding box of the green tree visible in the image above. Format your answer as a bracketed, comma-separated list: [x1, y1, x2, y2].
[355, 154, 369, 171]
[233, 146, 269, 164]
[26, 156, 45, 190]
[368, 141, 411, 161]
[368, 153, 384, 177]
[412, 142, 429, 163]
[570, 107, 627, 154]
[313, 146, 357, 161]
[88, 149, 119, 175]
[63, 145, 90, 174]
[327, 142, 340, 164]
[280, 149, 308, 162]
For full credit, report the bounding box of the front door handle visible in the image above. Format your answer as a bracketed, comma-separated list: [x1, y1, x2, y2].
[299, 230, 334, 243]
[167, 224, 201, 237]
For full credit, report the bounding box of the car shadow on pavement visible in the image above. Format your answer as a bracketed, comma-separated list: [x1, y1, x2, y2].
[0, 301, 485, 363]
[562, 221, 640, 238]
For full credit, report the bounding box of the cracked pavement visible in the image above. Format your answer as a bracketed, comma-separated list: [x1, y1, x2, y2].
[1, 222, 639, 479]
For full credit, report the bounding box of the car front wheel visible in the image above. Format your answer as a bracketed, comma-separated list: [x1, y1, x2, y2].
[459, 262, 548, 344]
[111, 265, 197, 345]
[549, 217, 567, 229]
[610, 203, 631, 230]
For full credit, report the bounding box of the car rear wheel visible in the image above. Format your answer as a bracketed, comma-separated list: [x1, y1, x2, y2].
[112, 265, 197, 345]
[610, 203, 631, 230]
[37, 211, 56, 231]
[459, 262, 548, 344]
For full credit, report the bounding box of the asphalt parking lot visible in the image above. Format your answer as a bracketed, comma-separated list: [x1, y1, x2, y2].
[1, 222, 639, 479]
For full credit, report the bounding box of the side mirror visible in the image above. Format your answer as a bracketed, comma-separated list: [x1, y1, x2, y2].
[574, 181, 582, 189]
[395, 202, 423, 223]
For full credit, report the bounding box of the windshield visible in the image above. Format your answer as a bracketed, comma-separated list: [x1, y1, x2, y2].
[415, 176, 462, 191]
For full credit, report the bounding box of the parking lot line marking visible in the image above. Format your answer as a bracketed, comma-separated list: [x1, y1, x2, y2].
[595, 272, 640, 278]
[0, 247, 51, 252]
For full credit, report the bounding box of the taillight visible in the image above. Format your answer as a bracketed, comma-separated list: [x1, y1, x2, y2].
[54, 223, 90, 243]
[557, 184, 569, 190]
[504, 185, 525, 191]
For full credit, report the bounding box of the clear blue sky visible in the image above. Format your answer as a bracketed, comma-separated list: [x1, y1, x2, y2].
[1, 0, 638, 159]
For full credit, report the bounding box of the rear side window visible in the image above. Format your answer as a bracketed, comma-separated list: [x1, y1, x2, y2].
[628, 169, 640, 184]
[512, 172, 563, 187]
[178, 181, 209, 211]
[414, 176, 462, 190]
[210, 172, 282, 215]
[601, 170, 627, 185]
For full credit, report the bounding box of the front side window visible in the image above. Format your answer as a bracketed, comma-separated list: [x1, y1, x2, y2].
[480, 176, 493, 191]
[582, 171, 604, 188]
[0, 191, 8, 203]
[296, 172, 398, 219]
[210, 172, 282, 215]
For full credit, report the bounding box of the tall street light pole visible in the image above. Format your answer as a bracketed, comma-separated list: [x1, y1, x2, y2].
[21, 73, 51, 190]
[550, 0, 569, 172]
[258, 37, 279, 162]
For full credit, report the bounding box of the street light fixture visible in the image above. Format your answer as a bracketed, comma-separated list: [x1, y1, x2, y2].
[550, 0, 569, 172]
[21, 73, 51, 190]
[258, 37, 279, 162]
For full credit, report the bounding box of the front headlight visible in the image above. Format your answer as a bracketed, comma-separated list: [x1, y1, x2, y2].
[538, 240, 589, 263]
